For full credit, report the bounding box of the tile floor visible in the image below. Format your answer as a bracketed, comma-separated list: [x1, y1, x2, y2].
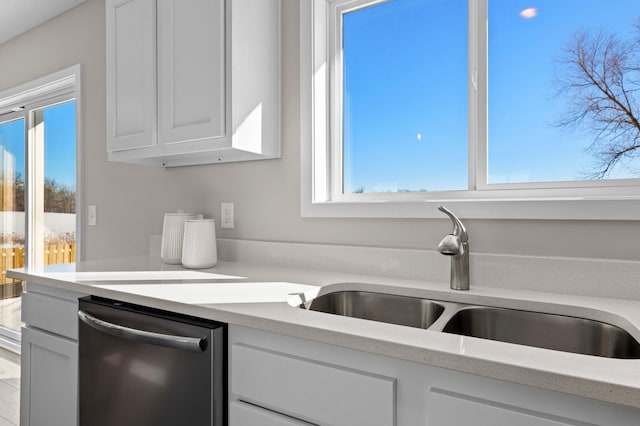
[0, 297, 21, 333]
[0, 348, 19, 426]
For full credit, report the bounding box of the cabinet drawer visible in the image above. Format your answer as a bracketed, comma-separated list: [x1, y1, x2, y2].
[230, 401, 311, 426]
[22, 292, 79, 340]
[231, 343, 395, 426]
[428, 388, 588, 426]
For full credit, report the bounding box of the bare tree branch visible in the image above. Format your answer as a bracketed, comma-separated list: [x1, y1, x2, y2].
[555, 24, 640, 178]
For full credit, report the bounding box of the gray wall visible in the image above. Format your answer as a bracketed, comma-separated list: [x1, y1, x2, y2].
[1, 0, 638, 262]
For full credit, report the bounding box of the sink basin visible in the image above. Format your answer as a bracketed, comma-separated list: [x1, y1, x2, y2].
[442, 307, 640, 359]
[298, 288, 640, 359]
[303, 291, 445, 329]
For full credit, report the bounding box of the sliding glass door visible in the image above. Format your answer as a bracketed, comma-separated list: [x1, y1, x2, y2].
[0, 98, 76, 347]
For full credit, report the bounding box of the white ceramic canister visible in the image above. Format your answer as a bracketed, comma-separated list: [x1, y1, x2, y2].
[161, 211, 198, 264]
[181, 218, 217, 269]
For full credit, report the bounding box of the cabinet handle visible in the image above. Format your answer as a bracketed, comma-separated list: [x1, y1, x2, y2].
[78, 310, 206, 352]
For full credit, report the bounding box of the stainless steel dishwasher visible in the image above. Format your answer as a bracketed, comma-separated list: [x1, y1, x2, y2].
[78, 296, 226, 426]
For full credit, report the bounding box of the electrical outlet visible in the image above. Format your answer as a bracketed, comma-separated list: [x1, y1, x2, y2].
[221, 203, 234, 229]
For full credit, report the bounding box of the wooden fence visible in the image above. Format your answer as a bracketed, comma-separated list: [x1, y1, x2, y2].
[44, 243, 77, 266]
[0, 243, 76, 285]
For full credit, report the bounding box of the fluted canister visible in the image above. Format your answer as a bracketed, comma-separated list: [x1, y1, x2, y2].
[160, 211, 198, 264]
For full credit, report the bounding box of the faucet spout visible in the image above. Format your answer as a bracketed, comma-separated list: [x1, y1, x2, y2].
[437, 206, 470, 291]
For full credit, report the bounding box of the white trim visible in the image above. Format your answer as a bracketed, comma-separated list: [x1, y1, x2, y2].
[0, 69, 76, 115]
[328, 0, 390, 202]
[470, 0, 486, 191]
[0, 111, 25, 123]
[300, 0, 640, 220]
[300, 198, 640, 220]
[329, 0, 342, 200]
[28, 106, 45, 267]
[74, 66, 84, 262]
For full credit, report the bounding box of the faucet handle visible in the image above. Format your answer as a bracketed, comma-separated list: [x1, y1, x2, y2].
[438, 206, 468, 242]
[437, 234, 463, 257]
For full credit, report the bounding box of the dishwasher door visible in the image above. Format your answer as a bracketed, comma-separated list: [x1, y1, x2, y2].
[78, 296, 226, 426]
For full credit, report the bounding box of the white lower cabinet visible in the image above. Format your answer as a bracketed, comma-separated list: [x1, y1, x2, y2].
[231, 342, 395, 425]
[229, 325, 640, 426]
[20, 327, 78, 426]
[20, 284, 86, 426]
[428, 388, 594, 426]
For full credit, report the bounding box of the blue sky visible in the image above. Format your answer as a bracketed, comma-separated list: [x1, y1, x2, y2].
[343, 0, 640, 193]
[343, 0, 468, 192]
[489, 0, 640, 184]
[0, 100, 76, 190]
[43, 101, 76, 189]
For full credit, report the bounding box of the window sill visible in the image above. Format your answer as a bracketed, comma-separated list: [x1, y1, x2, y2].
[301, 197, 640, 220]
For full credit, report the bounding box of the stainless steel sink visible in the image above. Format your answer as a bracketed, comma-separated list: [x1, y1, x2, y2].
[298, 289, 640, 359]
[442, 306, 640, 359]
[303, 291, 445, 329]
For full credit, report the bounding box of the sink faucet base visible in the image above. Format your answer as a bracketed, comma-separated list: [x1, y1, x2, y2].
[449, 241, 469, 291]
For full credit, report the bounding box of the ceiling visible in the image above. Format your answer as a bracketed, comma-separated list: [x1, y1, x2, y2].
[0, 0, 86, 46]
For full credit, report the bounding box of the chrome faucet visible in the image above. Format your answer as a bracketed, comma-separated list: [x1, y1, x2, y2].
[437, 206, 469, 291]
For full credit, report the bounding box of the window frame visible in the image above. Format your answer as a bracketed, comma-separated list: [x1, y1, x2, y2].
[300, 0, 640, 219]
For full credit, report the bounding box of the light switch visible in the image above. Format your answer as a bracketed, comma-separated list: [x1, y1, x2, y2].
[88, 205, 97, 226]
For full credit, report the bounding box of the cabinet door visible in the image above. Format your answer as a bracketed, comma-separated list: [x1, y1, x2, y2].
[230, 401, 312, 426]
[157, 0, 226, 145]
[106, 0, 157, 152]
[20, 327, 78, 426]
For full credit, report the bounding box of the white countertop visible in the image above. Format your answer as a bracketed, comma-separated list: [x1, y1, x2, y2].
[9, 255, 640, 410]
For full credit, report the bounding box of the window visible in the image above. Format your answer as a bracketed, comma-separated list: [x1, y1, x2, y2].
[0, 66, 80, 350]
[487, 0, 640, 185]
[301, 0, 640, 219]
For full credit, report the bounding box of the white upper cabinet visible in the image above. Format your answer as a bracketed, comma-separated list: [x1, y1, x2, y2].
[157, 0, 225, 145]
[106, 0, 157, 152]
[106, 0, 281, 167]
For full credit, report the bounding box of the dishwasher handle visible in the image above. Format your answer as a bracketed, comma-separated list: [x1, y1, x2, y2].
[78, 310, 207, 352]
